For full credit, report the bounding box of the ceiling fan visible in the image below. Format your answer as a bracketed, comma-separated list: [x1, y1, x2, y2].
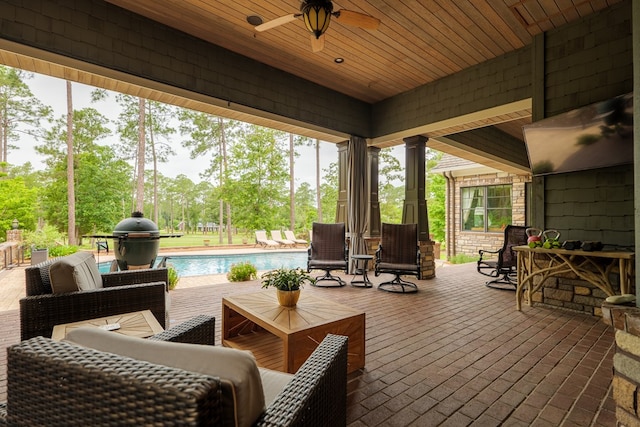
[255, 0, 380, 52]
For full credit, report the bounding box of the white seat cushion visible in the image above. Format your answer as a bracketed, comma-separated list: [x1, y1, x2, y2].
[65, 326, 265, 427]
[259, 368, 293, 406]
[49, 252, 103, 293]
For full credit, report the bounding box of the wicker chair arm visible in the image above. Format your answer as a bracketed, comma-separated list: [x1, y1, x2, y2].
[24, 257, 60, 296]
[148, 314, 215, 345]
[102, 267, 168, 289]
[4, 337, 223, 426]
[19, 282, 168, 341]
[256, 334, 348, 427]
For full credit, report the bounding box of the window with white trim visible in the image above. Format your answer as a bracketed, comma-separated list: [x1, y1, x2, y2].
[461, 185, 512, 232]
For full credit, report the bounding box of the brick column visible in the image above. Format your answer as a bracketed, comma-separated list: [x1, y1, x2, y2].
[6, 230, 21, 242]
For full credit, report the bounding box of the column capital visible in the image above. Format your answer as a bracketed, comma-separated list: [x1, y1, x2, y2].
[403, 135, 429, 146]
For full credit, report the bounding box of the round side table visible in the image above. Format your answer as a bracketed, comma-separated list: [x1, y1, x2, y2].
[351, 254, 374, 288]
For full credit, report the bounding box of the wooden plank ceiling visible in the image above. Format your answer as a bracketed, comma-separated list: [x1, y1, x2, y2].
[0, 0, 622, 167]
[106, 0, 620, 104]
[100, 0, 619, 167]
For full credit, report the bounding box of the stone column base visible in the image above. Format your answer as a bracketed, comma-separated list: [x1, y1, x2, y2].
[602, 302, 640, 426]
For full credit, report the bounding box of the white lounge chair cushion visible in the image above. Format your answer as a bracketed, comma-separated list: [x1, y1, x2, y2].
[49, 252, 103, 293]
[65, 326, 265, 427]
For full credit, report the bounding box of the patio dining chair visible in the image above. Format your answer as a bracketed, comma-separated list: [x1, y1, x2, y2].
[477, 224, 528, 290]
[307, 222, 348, 287]
[374, 223, 421, 293]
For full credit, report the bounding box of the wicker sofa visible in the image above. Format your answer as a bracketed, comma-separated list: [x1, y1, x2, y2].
[20, 252, 169, 341]
[0, 314, 348, 426]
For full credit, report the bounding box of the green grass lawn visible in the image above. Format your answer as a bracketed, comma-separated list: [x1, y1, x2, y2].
[77, 232, 254, 252]
[158, 232, 252, 248]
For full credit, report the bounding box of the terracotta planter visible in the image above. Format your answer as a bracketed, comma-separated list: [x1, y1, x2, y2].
[277, 289, 300, 307]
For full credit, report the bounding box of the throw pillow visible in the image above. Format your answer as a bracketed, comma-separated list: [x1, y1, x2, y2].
[49, 252, 103, 293]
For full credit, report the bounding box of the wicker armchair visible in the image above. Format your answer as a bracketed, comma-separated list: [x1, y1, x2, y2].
[20, 255, 169, 341]
[0, 314, 347, 427]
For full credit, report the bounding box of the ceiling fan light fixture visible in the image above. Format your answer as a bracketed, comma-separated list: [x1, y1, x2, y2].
[301, 0, 333, 39]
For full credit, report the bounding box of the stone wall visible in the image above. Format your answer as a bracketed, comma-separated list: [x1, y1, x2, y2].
[529, 274, 616, 317]
[448, 172, 530, 258]
[601, 304, 640, 426]
[524, 248, 632, 317]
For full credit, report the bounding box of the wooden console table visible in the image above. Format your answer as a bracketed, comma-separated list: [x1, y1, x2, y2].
[513, 245, 635, 310]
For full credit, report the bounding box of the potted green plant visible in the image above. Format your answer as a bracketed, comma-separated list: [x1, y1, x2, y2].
[261, 267, 315, 307]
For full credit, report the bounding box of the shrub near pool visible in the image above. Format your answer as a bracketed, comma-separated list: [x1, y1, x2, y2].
[227, 262, 258, 282]
[167, 264, 180, 290]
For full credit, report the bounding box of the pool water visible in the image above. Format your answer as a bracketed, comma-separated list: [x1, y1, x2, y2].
[98, 251, 308, 277]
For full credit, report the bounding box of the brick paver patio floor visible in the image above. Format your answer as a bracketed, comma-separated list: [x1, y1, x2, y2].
[0, 260, 616, 426]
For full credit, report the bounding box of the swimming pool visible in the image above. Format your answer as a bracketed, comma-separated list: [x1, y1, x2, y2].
[98, 251, 308, 277]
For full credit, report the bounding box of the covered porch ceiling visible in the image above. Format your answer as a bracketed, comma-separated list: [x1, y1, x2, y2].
[0, 1, 622, 172]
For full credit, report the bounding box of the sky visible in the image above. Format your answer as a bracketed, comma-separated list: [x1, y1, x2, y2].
[12, 72, 404, 188]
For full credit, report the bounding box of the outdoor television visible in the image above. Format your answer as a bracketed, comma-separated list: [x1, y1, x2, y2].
[523, 92, 633, 175]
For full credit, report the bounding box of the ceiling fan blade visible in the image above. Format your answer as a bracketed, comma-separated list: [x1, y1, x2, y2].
[334, 9, 380, 30]
[255, 14, 298, 32]
[310, 34, 325, 52]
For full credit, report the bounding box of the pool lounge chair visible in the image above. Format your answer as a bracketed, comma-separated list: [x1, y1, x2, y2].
[255, 230, 280, 249]
[270, 230, 295, 247]
[284, 230, 308, 247]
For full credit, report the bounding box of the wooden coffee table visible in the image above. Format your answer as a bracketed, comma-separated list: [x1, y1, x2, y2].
[52, 310, 164, 341]
[222, 290, 365, 374]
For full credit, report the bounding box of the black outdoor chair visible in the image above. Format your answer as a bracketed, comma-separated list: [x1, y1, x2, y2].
[307, 222, 348, 287]
[477, 224, 528, 290]
[374, 223, 421, 293]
